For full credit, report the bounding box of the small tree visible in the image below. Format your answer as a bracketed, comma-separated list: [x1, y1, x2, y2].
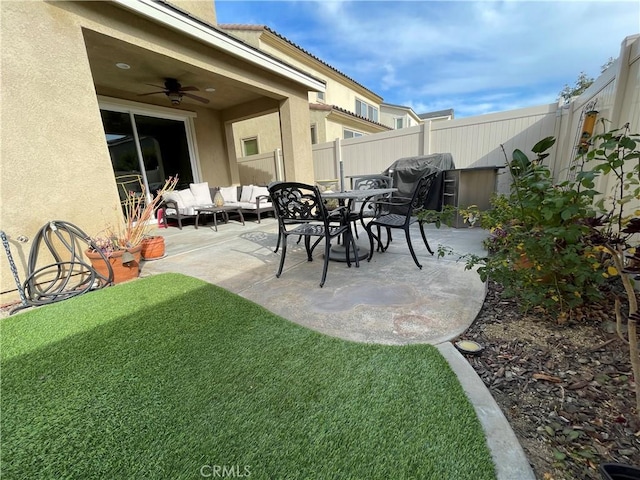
[558, 71, 594, 104]
[558, 58, 616, 104]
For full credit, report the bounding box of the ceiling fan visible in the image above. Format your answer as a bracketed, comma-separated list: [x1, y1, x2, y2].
[138, 78, 210, 105]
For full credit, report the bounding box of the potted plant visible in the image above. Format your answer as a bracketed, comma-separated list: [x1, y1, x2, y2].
[86, 176, 177, 283]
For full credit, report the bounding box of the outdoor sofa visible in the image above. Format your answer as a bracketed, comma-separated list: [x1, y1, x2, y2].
[159, 182, 273, 229]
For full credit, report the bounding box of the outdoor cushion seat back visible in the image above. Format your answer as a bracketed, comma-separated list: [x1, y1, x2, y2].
[363, 172, 439, 269]
[268, 181, 357, 287]
[161, 183, 215, 229]
[216, 185, 273, 222]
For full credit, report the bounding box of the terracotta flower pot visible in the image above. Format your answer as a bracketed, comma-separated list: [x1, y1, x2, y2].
[141, 236, 165, 260]
[85, 245, 142, 284]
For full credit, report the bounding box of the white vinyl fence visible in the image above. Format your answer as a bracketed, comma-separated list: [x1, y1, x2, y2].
[237, 34, 640, 199]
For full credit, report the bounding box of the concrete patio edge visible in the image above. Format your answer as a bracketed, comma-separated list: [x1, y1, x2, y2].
[436, 342, 536, 480]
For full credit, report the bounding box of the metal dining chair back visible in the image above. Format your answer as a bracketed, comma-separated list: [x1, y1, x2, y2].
[363, 172, 439, 269]
[268, 182, 358, 287]
[349, 174, 393, 237]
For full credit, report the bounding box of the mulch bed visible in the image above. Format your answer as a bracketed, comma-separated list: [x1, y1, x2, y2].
[457, 281, 640, 480]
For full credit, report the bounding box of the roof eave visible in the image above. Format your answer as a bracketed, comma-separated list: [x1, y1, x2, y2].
[111, 0, 325, 92]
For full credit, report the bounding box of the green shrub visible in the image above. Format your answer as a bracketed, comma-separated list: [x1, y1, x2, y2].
[422, 122, 640, 321]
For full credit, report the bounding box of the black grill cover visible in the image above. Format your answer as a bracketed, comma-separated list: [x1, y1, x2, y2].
[382, 153, 455, 212]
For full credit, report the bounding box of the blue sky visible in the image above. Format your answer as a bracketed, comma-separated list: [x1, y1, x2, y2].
[215, 0, 639, 118]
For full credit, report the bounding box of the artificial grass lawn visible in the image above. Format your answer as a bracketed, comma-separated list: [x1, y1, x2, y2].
[1, 273, 495, 479]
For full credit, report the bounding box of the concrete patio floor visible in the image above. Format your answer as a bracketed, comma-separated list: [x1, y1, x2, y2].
[142, 217, 488, 345]
[141, 216, 535, 480]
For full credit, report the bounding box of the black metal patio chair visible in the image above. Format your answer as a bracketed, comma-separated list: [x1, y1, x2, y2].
[268, 182, 358, 287]
[348, 174, 393, 238]
[362, 172, 438, 269]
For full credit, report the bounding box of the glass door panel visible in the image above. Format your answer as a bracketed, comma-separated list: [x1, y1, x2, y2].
[133, 114, 193, 191]
[101, 109, 195, 201]
[101, 110, 145, 205]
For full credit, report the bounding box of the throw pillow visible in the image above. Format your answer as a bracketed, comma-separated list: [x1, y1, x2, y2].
[162, 191, 184, 208]
[250, 186, 270, 203]
[240, 185, 254, 203]
[178, 188, 198, 207]
[219, 186, 238, 204]
[190, 182, 212, 205]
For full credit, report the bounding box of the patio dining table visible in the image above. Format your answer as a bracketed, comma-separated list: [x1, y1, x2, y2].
[322, 187, 397, 261]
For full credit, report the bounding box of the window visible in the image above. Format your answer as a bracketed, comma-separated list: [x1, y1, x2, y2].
[355, 99, 379, 122]
[242, 137, 259, 156]
[316, 91, 325, 102]
[395, 118, 404, 129]
[343, 129, 363, 139]
[310, 124, 318, 144]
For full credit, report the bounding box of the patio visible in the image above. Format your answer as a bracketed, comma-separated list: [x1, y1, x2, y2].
[141, 217, 488, 345]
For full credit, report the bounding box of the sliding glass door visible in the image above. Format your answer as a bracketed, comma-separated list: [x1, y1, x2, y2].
[99, 102, 197, 204]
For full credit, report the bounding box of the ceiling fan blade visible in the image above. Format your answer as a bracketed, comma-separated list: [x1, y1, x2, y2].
[183, 92, 210, 104]
[137, 91, 166, 96]
[146, 83, 167, 89]
[179, 86, 199, 92]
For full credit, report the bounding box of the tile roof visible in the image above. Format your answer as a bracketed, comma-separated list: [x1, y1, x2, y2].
[419, 108, 455, 120]
[311, 103, 391, 130]
[219, 24, 380, 100]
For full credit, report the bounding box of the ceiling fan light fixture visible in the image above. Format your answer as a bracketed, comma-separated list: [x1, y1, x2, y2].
[167, 92, 183, 105]
[205, 87, 216, 92]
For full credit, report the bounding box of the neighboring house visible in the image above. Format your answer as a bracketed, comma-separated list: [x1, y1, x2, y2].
[380, 103, 424, 130]
[419, 109, 455, 122]
[218, 24, 391, 157]
[0, 0, 326, 304]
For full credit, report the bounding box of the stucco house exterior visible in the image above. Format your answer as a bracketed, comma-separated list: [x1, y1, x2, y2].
[0, 0, 326, 304]
[419, 108, 455, 122]
[380, 103, 424, 130]
[217, 24, 391, 158]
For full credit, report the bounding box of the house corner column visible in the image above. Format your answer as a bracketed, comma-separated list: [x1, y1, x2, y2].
[279, 95, 314, 183]
[224, 121, 241, 185]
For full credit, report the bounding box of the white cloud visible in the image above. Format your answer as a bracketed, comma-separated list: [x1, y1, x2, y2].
[218, 0, 639, 117]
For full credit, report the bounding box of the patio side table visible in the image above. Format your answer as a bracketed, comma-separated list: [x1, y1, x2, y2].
[194, 206, 245, 231]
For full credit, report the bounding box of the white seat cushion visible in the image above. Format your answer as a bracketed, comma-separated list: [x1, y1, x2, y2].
[238, 201, 272, 210]
[163, 189, 199, 215]
[190, 182, 212, 205]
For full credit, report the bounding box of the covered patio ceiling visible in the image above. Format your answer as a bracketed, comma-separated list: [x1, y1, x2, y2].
[83, 29, 267, 111]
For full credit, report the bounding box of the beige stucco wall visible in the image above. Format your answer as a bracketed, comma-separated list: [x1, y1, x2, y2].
[222, 27, 384, 152]
[256, 33, 381, 109]
[380, 106, 422, 130]
[0, 1, 316, 305]
[1, 1, 122, 303]
[279, 95, 315, 183]
[233, 112, 283, 157]
[192, 108, 232, 186]
[167, 0, 217, 25]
